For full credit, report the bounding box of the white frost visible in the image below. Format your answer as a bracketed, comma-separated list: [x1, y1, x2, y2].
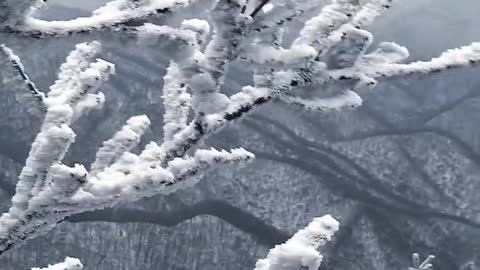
[32, 257, 83, 270]
[254, 215, 339, 270]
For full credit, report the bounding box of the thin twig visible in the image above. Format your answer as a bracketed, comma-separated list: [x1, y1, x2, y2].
[0, 44, 46, 105]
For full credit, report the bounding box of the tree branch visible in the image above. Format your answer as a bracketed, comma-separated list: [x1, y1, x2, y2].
[0, 44, 45, 105]
[68, 199, 289, 246]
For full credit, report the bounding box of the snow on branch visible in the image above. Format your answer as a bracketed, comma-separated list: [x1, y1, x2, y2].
[351, 0, 393, 28]
[1, 0, 480, 259]
[90, 115, 151, 175]
[32, 257, 83, 270]
[0, 34, 255, 252]
[247, 0, 318, 34]
[279, 1, 388, 64]
[162, 62, 191, 141]
[126, 0, 480, 172]
[292, 0, 363, 51]
[37, 215, 336, 270]
[324, 26, 373, 69]
[254, 215, 339, 270]
[11, 0, 196, 35]
[280, 90, 362, 111]
[239, 44, 317, 66]
[46, 41, 115, 111]
[160, 148, 254, 194]
[168, 148, 255, 181]
[0, 39, 118, 249]
[329, 42, 480, 80]
[0, 44, 45, 104]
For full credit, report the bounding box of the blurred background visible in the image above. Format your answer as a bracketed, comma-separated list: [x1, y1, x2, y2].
[0, 0, 479, 269]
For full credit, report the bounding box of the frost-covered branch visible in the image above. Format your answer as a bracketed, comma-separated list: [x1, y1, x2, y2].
[0, 39, 255, 253]
[329, 42, 480, 81]
[0, 0, 196, 35]
[162, 62, 191, 141]
[128, 0, 480, 173]
[32, 257, 83, 270]
[0, 44, 45, 104]
[1, 0, 479, 260]
[279, 90, 362, 111]
[90, 115, 151, 175]
[254, 215, 339, 270]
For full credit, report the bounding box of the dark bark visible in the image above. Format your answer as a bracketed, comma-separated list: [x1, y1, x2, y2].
[68, 199, 290, 246]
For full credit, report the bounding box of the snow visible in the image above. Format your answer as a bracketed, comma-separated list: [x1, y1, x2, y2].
[281, 90, 363, 111]
[194, 148, 255, 164]
[32, 257, 83, 270]
[73, 92, 106, 116]
[360, 42, 409, 65]
[45, 42, 114, 112]
[192, 92, 231, 114]
[90, 115, 151, 174]
[241, 44, 317, 65]
[0, 44, 45, 103]
[162, 62, 191, 141]
[136, 23, 197, 45]
[255, 215, 339, 270]
[292, 0, 359, 50]
[329, 42, 480, 80]
[23, 0, 193, 34]
[325, 25, 373, 68]
[351, 0, 393, 28]
[47, 41, 103, 103]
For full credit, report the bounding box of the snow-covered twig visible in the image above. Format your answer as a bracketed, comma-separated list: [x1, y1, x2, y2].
[90, 115, 151, 175]
[1, 0, 480, 259]
[162, 62, 191, 141]
[329, 42, 480, 80]
[0, 39, 255, 253]
[254, 215, 339, 270]
[4, 0, 197, 35]
[279, 90, 363, 112]
[0, 44, 45, 104]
